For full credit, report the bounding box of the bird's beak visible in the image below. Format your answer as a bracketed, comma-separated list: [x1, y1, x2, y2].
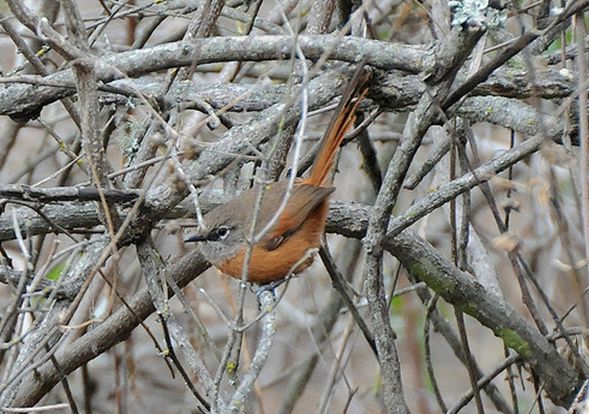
[185, 234, 208, 243]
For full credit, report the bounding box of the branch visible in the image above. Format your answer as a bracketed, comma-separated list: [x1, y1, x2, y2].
[0, 97, 560, 245]
[136, 240, 213, 407]
[9, 199, 581, 408]
[11, 248, 210, 408]
[362, 25, 486, 414]
[0, 185, 142, 204]
[325, 201, 580, 407]
[388, 133, 544, 239]
[226, 290, 276, 413]
[0, 35, 424, 120]
[0, 62, 576, 122]
[142, 67, 354, 217]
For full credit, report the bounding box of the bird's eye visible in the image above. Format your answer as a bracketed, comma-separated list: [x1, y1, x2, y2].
[215, 226, 230, 240]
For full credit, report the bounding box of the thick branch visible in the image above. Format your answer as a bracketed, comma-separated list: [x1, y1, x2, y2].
[0, 62, 576, 122]
[11, 249, 210, 408]
[0, 185, 142, 204]
[0, 35, 424, 120]
[0, 95, 562, 244]
[8, 199, 581, 408]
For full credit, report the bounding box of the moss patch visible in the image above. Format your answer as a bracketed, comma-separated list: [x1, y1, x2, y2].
[406, 261, 455, 297]
[496, 327, 532, 358]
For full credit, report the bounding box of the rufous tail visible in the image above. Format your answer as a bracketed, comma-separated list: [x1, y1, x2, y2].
[306, 66, 372, 186]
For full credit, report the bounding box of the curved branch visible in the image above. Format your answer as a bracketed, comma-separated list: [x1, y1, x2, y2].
[0, 35, 424, 120]
[10, 249, 210, 408]
[8, 198, 581, 408]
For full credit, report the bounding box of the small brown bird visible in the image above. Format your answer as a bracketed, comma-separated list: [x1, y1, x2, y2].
[186, 66, 371, 284]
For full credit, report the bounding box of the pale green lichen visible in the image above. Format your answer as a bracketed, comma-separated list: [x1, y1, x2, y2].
[454, 301, 479, 315]
[496, 327, 532, 357]
[406, 262, 454, 296]
[226, 360, 237, 374]
[449, 0, 507, 29]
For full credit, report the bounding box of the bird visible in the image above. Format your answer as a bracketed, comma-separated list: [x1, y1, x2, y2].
[186, 65, 371, 285]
